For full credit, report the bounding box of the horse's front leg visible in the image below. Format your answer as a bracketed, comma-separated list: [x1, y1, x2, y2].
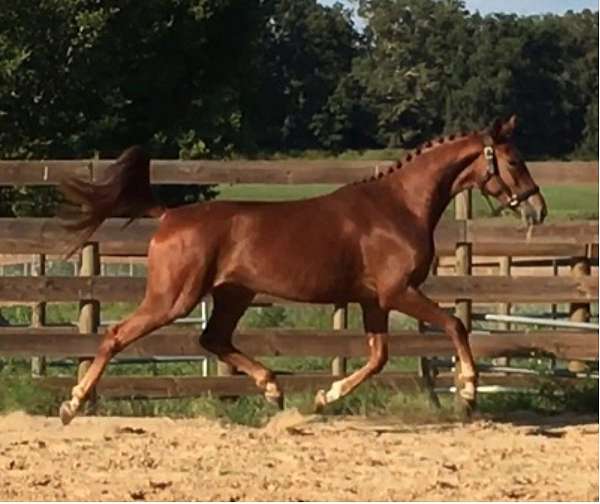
[381, 285, 478, 406]
[315, 302, 388, 410]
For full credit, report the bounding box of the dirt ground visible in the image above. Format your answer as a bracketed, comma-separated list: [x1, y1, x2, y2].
[0, 410, 597, 502]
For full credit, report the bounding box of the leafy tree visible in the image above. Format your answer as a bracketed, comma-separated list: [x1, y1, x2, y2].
[250, 0, 359, 151]
[559, 9, 599, 159]
[354, 0, 472, 147]
[353, 1, 598, 157]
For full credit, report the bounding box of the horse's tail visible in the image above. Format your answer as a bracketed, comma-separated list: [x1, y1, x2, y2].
[59, 145, 162, 258]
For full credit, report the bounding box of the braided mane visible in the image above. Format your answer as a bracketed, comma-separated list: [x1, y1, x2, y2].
[352, 130, 477, 186]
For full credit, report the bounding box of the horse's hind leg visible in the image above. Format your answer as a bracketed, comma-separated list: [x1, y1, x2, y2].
[315, 302, 388, 410]
[59, 238, 210, 425]
[200, 285, 283, 407]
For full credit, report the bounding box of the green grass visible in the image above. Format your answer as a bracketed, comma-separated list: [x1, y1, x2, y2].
[217, 183, 337, 201]
[216, 183, 598, 220]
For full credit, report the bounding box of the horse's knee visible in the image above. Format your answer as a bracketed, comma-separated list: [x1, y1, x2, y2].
[99, 328, 122, 358]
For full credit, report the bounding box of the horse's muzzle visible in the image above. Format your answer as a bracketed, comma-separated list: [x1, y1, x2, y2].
[521, 192, 547, 225]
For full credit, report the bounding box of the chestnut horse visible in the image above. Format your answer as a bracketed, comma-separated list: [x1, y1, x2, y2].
[58, 115, 546, 425]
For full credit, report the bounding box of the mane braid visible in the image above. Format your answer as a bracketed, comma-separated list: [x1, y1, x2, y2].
[348, 129, 480, 188]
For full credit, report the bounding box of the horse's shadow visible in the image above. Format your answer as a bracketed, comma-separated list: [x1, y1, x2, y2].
[483, 410, 598, 431]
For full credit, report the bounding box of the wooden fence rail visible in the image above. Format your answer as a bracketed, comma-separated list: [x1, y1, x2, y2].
[0, 218, 596, 257]
[1, 328, 597, 362]
[0, 159, 597, 186]
[0, 274, 596, 305]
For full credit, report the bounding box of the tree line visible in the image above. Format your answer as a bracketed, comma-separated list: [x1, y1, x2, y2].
[0, 0, 597, 214]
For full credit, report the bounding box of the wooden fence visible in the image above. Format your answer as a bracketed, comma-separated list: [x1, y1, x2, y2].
[0, 159, 598, 403]
[0, 159, 597, 185]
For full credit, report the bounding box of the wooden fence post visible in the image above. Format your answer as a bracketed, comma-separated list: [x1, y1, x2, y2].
[331, 304, 348, 376]
[493, 256, 511, 368]
[216, 359, 235, 377]
[30, 253, 46, 377]
[418, 326, 441, 409]
[78, 243, 100, 411]
[568, 253, 591, 373]
[418, 256, 440, 408]
[454, 190, 473, 414]
[551, 259, 559, 320]
[549, 259, 559, 371]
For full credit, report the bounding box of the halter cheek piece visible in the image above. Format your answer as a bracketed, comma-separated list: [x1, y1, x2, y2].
[479, 140, 540, 214]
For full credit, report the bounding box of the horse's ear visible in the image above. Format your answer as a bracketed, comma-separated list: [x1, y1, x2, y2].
[489, 115, 518, 143]
[502, 114, 518, 138]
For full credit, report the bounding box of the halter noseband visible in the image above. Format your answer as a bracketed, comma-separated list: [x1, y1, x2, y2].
[479, 139, 540, 215]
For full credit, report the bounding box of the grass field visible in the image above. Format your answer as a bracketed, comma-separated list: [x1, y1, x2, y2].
[216, 184, 598, 219]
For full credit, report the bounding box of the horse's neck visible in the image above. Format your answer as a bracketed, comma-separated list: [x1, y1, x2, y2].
[386, 136, 482, 230]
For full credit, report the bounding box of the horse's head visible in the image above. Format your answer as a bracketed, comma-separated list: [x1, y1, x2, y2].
[473, 115, 547, 225]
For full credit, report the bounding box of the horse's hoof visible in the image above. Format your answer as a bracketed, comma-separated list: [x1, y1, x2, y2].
[459, 387, 476, 402]
[59, 401, 76, 426]
[458, 374, 477, 402]
[264, 382, 284, 410]
[314, 389, 327, 413]
[265, 392, 284, 410]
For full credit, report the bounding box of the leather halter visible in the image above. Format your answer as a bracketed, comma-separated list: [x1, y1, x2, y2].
[478, 138, 540, 215]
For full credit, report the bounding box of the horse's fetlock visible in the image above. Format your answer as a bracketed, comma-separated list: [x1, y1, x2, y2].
[71, 384, 85, 401]
[255, 370, 276, 391]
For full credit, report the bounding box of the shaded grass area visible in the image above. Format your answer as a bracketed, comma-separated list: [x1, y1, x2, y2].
[0, 371, 597, 428]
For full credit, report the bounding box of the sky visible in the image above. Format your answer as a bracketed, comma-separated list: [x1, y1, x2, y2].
[464, 0, 598, 16]
[319, 0, 598, 16]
